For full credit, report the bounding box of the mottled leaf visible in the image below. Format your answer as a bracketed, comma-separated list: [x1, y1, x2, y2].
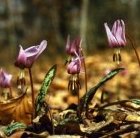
[35, 64, 57, 115]
[4, 122, 26, 136]
[79, 68, 125, 113]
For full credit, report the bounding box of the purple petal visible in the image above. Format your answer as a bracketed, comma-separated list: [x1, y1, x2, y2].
[115, 20, 126, 46]
[24, 46, 39, 56]
[70, 37, 81, 55]
[65, 35, 81, 56]
[0, 69, 12, 88]
[104, 23, 118, 47]
[120, 20, 126, 45]
[112, 20, 118, 35]
[35, 40, 47, 59]
[24, 40, 47, 58]
[26, 40, 47, 67]
[67, 60, 80, 74]
[66, 35, 71, 54]
[15, 45, 27, 68]
[67, 57, 81, 74]
[15, 40, 47, 68]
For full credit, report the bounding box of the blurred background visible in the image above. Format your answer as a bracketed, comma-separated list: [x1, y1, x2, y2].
[0, 0, 140, 109]
[0, 0, 139, 65]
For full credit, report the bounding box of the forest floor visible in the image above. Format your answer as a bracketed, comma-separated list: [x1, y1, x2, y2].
[0, 48, 140, 137]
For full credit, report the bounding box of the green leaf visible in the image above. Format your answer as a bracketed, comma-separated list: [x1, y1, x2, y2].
[4, 122, 26, 136]
[35, 64, 57, 115]
[131, 99, 140, 105]
[79, 68, 125, 113]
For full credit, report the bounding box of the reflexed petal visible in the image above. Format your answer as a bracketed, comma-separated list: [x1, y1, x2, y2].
[15, 45, 27, 68]
[115, 20, 126, 46]
[25, 40, 47, 58]
[70, 37, 81, 55]
[15, 40, 47, 68]
[18, 45, 27, 61]
[35, 40, 47, 59]
[65, 35, 81, 56]
[120, 20, 126, 44]
[104, 23, 118, 47]
[26, 40, 47, 67]
[104, 20, 126, 47]
[115, 20, 123, 44]
[112, 20, 117, 35]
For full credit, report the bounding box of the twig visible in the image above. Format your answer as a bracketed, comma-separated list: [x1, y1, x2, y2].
[97, 99, 130, 111]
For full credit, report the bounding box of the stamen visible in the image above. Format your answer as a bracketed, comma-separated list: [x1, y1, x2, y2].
[118, 53, 121, 62]
[68, 75, 81, 95]
[113, 53, 117, 62]
[17, 69, 26, 92]
[113, 48, 122, 65]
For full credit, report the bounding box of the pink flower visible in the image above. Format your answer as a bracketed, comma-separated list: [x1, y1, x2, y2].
[66, 35, 82, 56]
[0, 69, 12, 88]
[67, 57, 81, 74]
[15, 40, 47, 69]
[104, 19, 126, 47]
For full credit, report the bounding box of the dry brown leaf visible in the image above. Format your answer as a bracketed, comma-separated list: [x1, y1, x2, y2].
[0, 92, 32, 125]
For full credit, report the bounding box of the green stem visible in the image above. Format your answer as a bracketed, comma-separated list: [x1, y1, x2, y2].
[28, 68, 35, 120]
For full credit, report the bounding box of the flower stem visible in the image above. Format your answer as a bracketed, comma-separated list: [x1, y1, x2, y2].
[127, 34, 140, 68]
[9, 86, 12, 98]
[77, 90, 82, 121]
[28, 68, 35, 120]
[80, 49, 88, 94]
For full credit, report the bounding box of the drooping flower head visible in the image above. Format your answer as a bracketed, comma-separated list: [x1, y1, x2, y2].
[66, 35, 82, 56]
[15, 40, 47, 69]
[67, 57, 82, 95]
[67, 54, 82, 95]
[65, 36, 83, 95]
[104, 19, 126, 48]
[0, 68, 12, 88]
